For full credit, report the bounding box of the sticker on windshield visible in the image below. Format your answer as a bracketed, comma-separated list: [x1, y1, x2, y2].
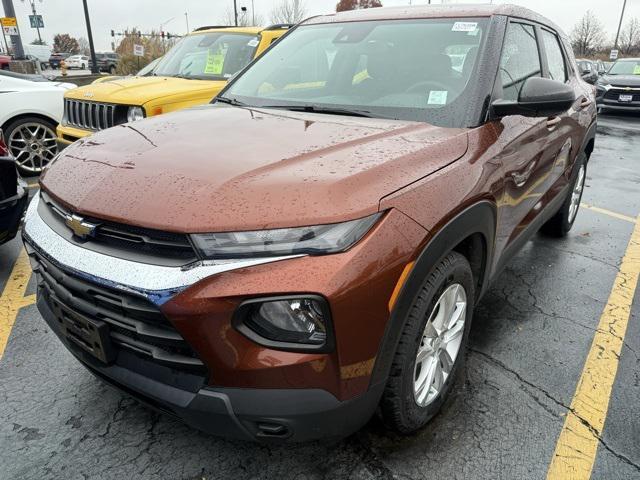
[247, 38, 259, 47]
[634, 64, 640, 75]
[204, 51, 224, 75]
[428, 90, 448, 105]
[452, 22, 478, 32]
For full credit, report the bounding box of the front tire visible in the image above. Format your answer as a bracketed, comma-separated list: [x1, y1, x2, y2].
[380, 251, 474, 434]
[4, 116, 59, 175]
[541, 156, 587, 237]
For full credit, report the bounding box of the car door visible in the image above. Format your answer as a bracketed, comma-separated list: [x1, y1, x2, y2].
[492, 20, 559, 259]
[538, 27, 590, 208]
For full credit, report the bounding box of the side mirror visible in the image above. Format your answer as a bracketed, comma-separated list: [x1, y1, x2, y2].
[492, 77, 575, 118]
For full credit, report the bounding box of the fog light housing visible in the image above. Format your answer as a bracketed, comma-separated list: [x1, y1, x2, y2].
[235, 296, 333, 351]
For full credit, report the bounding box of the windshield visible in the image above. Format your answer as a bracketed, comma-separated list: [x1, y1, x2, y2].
[608, 59, 640, 75]
[222, 19, 487, 127]
[152, 32, 259, 80]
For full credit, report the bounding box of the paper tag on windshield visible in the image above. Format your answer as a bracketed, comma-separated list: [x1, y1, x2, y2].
[428, 90, 448, 105]
[452, 22, 478, 32]
[247, 38, 259, 47]
[634, 65, 640, 75]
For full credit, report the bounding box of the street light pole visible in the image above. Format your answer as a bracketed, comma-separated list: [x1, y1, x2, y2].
[234, 0, 238, 26]
[613, 0, 628, 50]
[81, 0, 98, 74]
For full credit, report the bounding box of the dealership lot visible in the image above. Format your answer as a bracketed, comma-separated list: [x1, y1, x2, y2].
[0, 112, 638, 479]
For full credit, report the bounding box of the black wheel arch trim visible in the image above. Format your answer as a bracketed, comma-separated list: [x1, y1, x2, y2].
[369, 200, 497, 388]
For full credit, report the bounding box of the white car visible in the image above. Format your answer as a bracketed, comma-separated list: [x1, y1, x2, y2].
[64, 55, 89, 69]
[0, 71, 75, 174]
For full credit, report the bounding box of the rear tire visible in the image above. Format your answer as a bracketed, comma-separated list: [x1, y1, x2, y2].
[380, 251, 474, 434]
[109, 65, 116, 74]
[541, 155, 587, 237]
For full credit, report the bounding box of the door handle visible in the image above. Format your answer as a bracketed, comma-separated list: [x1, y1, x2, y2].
[580, 98, 592, 109]
[546, 116, 562, 129]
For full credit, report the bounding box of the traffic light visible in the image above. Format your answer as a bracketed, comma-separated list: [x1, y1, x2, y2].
[161, 31, 165, 39]
[111, 29, 115, 37]
[137, 31, 142, 38]
[167, 33, 172, 40]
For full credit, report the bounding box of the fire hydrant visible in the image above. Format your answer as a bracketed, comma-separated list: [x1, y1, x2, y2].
[60, 60, 67, 77]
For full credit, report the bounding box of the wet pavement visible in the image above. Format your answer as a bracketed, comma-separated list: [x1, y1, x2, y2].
[0, 112, 638, 480]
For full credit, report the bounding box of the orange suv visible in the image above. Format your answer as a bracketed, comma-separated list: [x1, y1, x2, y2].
[23, 4, 596, 441]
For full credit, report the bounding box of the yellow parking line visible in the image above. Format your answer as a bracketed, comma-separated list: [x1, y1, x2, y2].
[581, 203, 635, 224]
[547, 214, 640, 480]
[0, 250, 34, 358]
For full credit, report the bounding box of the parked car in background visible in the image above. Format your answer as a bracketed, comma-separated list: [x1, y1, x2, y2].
[25, 4, 596, 441]
[64, 55, 90, 69]
[91, 56, 161, 84]
[89, 52, 119, 74]
[0, 54, 10, 70]
[24, 44, 53, 69]
[596, 58, 640, 112]
[0, 130, 28, 246]
[48, 52, 70, 69]
[57, 25, 291, 148]
[577, 59, 598, 84]
[0, 72, 75, 174]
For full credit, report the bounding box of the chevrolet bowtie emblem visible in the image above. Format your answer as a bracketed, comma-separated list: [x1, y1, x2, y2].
[65, 214, 98, 239]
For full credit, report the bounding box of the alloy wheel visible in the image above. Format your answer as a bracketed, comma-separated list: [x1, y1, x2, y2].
[413, 283, 467, 407]
[568, 164, 586, 224]
[8, 122, 58, 174]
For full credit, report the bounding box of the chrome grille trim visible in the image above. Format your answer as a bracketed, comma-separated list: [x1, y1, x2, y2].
[64, 99, 119, 132]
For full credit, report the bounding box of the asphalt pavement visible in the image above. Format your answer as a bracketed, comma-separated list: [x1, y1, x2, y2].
[0, 112, 638, 480]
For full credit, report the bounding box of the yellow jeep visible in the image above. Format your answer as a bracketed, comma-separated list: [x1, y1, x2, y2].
[57, 25, 290, 147]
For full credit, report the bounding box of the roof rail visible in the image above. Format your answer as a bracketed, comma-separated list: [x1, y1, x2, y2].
[264, 24, 294, 31]
[193, 25, 235, 32]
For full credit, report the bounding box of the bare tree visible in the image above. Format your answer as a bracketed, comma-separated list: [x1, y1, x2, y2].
[77, 37, 90, 56]
[618, 18, 640, 55]
[570, 11, 606, 56]
[270, 0, 307, 24]
[336, 0, 382, 12]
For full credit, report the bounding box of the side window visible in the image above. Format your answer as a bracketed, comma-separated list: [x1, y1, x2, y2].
[499, 22, 542, 101]
[541, 30, 567, 82]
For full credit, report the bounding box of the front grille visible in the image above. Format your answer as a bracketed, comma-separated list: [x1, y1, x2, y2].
[39, 191, 199, 267]
[603, 89, 640, 102]
[30, 248, 208, 385]
[64, 99, 125, 131]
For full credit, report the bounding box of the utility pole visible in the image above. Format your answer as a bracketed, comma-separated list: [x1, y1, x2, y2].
[252, 0, 255, 25]
[81, 0, 98, 74]
[613, 0, 628, 49]
[233, 0, 238, 26]
[21, 0, 41, 44]
[184, 12, 189, 33]
[1, 0, 25, 58]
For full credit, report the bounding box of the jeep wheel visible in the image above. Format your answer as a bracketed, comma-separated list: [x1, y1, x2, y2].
[380, 251, 474, 434]
[109, 65, 117, 74]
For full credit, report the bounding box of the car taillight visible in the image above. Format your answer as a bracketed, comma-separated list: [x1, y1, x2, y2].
[0, 129, 8, 157]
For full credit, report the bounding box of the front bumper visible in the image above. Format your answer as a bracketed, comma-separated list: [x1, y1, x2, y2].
[35, 293, 382, 442]
[56, 124, 92, 151]
[0, 175, 28, 245]
[596, 88, 640, 111]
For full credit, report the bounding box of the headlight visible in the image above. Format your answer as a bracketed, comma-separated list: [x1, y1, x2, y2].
[127, 106, 145, 122]
[235, 296, 332, 350]
[191, 213, 382, 259]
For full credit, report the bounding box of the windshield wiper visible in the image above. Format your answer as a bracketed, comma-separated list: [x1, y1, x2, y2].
[215, 96, 249, 107]
[260, 105, 373, 118]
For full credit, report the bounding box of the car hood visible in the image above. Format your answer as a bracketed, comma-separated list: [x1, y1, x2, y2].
[40, 105, 468, 233]
[64, 75, 227, 106]
[600, 74, 640, 87]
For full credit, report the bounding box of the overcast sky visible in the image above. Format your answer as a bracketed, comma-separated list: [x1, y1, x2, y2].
[2, 0, 639, 52]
